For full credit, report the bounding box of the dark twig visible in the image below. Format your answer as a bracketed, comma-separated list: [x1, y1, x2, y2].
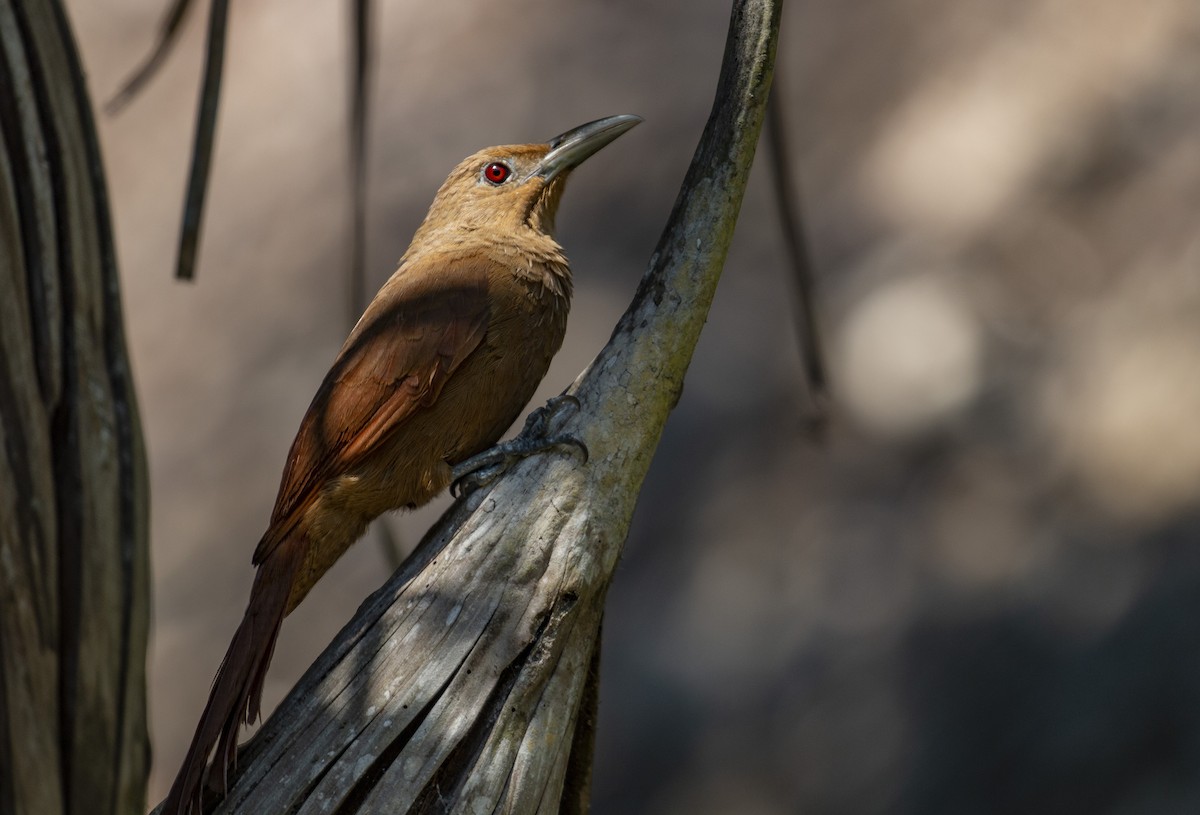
[105, 0, 198, 114]
[348, 0, 373, 324]
[374, 517, 406, 573]
[765, 80, 829, 430]
[345, 0, 403, 569]
[175, 0, 230, 281]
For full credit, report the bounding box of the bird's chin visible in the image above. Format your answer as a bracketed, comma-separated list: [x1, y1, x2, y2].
[519, 176, 566, 234]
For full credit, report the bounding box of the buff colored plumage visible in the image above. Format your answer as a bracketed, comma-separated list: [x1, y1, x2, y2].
[162, 115, 641, 815]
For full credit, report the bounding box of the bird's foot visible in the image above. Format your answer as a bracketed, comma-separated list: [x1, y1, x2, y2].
[450, 395, 588, 497]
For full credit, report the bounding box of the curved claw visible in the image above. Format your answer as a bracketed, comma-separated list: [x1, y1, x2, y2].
[521, 393, 582, 437]
[550, 393, 582, 414]
[546, 433, 589, 464]
[450, 461, 506, 498]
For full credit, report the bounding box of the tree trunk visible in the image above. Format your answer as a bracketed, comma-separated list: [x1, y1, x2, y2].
[154, 0, 780, 812]
[0, 2, 150, 814]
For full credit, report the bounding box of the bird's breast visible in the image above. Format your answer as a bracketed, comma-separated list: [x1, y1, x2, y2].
[458, 262, 571, 445]
[401, 259, 570, 465]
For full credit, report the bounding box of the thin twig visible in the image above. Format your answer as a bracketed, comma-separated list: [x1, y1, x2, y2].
[348, 0, 372, 324]
[105, 0, 198, 115]
[375, 517, 406, 573]
[175, 0, 230, 281]
[345, 0, 403, 568]
[765, 80, 829, 431]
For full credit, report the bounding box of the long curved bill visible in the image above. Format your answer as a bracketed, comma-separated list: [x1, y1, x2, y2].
[530, 114, 644, 182]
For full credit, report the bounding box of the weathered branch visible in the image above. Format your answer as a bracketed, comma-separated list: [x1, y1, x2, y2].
[0, 1, 150, 813]
[161, 0, 780, 811]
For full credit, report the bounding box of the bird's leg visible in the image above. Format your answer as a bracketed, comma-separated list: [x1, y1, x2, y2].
[450, 394, 588, 497]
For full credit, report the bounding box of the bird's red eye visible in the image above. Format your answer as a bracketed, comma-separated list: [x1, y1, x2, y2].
[483, 162, 511, 185]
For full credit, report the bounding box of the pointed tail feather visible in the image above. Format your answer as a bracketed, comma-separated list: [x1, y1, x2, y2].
[161, 538, 304, 815]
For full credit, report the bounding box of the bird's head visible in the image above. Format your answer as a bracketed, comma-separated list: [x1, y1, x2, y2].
[414, 114, 642, 243]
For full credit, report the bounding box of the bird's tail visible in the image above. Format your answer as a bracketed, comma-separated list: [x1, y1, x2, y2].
[161, 538, 304, 815]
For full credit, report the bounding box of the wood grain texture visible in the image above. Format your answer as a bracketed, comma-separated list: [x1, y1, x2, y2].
[0, 1, 150, 814]
[151, 1, 779, 811]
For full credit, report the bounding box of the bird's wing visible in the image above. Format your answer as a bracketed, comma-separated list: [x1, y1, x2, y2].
[253, 254, 492, 564]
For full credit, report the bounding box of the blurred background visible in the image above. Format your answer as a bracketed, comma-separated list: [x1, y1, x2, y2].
[67, 0, 1200, 812]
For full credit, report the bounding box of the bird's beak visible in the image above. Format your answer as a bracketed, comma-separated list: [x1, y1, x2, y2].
[530, 114, 644, 182]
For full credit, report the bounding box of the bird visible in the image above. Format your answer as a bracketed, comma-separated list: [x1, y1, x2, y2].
[161, 113, 642, 815]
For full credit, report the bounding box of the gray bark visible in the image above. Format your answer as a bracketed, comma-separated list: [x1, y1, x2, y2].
[0, 2, 151, 815]
[160, 0, 780, 811]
